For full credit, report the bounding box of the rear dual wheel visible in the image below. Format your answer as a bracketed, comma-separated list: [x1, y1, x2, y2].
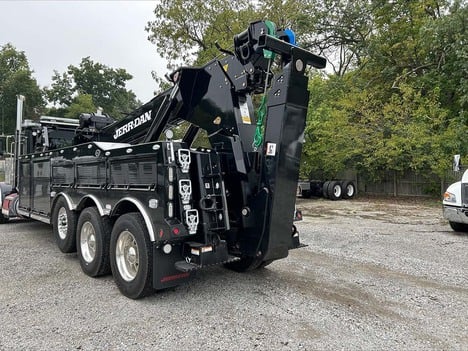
[110, 213, 153, 299]
[322, 180, 356, 200]
[77, 207, 111, 277]
[341, 180, 356, 199]
[322, 181, 342, 200]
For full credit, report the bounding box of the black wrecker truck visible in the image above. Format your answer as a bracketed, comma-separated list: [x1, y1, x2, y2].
[0, 21, 326, 299]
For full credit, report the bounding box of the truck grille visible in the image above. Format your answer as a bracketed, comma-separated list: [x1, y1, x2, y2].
[463, 183, 468, 206]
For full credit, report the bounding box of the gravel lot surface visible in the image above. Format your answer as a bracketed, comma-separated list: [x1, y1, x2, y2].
[0, 196, 467, 350]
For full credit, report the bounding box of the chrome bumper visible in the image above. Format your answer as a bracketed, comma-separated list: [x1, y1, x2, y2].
[443, 206, 468, 225]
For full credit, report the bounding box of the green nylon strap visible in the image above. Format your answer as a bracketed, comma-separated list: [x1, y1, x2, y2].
[253, 95, 268, 150]
[263, 20, 276, 59]
[253, 20, 276, 150]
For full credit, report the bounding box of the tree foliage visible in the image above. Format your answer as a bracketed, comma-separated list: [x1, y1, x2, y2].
[0, 43, 43, 134]
[45, 57, 139, 119]
[147, 0, 467, 187]
[298, 0, 374, 76]
[65, 94, 97, 119]
[302, 0, 467, 184]
[146, 0, 310, 68]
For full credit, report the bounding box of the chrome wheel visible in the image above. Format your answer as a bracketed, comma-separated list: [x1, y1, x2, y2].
[57, 207, 68, 240]
[115, 230, 139, 282]
[333, 184, 342, 198]
[346, 184, 355, 197]
[80, 221, 96, 263]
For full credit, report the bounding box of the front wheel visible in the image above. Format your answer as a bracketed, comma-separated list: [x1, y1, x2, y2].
[77, 207, 111, 277]
[0, 214, 8, 224]
[52, 197, 77, 253]
[110, 213, 153, 299]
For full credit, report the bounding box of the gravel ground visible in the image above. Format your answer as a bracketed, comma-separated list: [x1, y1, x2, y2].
[0, 196, 467, 350]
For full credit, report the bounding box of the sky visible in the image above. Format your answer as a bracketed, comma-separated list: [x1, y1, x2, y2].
[0, 0, 168, 103]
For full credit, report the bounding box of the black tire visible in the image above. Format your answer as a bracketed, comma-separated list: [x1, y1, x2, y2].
[52, 197, 77, 253]
[0, 214, 8, 224]
[110, 213, 153, 299]
[297, 185, 311, 198]
[77, 207, 111, 277]
[449, 221, 468, 232]
[0, 185, 10, 223]
[257, 260, 273, 269]
[310, 181, 323, 197]
[327, 180, 342, 201]
[225, 256, 270, 272]
[341, 180, 357, 199]
[322, 181, 331, 199]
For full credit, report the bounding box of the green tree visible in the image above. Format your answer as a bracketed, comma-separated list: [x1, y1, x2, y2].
[146, 0, 256, 68]
[65, 94, 97, 119]
[303, 0, 467, 182]
[298, 0, 374, 76]
[147, 0, 467, 186]
[45, 57, 139, 119]
[0, 43, 43, 134]
[418, 1, 467, 125]
[145, 0, 313, 69]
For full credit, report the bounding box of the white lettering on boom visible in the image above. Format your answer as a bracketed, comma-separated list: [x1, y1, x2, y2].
[113, 112, 152, 140]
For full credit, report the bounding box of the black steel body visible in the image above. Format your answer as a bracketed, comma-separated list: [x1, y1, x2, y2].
[10, 21, 325, 294]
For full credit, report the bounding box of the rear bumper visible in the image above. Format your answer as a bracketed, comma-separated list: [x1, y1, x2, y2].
[443, 205, 468, 225]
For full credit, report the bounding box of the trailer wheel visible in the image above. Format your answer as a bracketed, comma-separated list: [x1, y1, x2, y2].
[327, 181, 342, 201]
[322, 181, 331, 199]
[110, 213, 153, 299]
[449, 221, 468, 232]
[341, 180, 356, 199]
[52, 197, 77, 253]
[77, 207, 111, 277]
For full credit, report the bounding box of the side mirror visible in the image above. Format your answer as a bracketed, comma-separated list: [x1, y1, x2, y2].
[453, 154, 461, 172]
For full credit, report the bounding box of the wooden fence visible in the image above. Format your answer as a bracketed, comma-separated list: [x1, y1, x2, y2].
[356, 168, 466, 197]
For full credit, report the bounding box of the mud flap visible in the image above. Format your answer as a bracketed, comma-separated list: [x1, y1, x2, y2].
[152, 244, 195, 290]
